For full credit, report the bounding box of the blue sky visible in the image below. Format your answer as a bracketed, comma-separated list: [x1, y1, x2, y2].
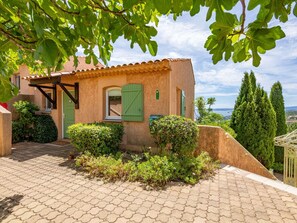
[81, 8, 297, 108]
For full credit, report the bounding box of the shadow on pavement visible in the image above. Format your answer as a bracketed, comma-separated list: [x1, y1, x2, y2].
[9, 142, 73, 162]
[0, 194, 23, 221]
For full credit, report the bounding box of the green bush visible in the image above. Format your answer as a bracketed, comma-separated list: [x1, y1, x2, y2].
[150, 115, 199, 156]
[75, 151, 219, 188]
[274, 146, 284, 163]
[12, 121, 24, 143]
[12, 100, 39, 142]
[128, 154, 175, 187]
[12, 101, 59, 144]
[32, 115, 58, 143]
[288, 123, 297, 133]
[76, 152, 129, 181]
[272, 162, 283, 173]
[170, 151, 219, 184]
[13, 100, 39, 125]
[202, 121, 237, 138]
[68, 122, 124, 156]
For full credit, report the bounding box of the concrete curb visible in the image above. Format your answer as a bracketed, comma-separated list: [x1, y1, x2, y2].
[222, 164, 297, 196]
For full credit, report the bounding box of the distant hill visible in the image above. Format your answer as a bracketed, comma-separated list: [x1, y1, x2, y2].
[210, 106, 297, 120]
[195, 106, 297, 120]
[286, 106, 297, 112]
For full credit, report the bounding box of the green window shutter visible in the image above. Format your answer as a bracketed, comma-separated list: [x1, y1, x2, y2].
[122, 84, 144, 121]
[181, 90, 186, 117]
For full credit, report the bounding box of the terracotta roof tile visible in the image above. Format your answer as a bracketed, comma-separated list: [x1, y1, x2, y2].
[24, 58, 190, 80]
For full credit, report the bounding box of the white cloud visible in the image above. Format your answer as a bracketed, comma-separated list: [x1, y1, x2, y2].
[155, 16, 211, 53]
[196, 64, 245, 87]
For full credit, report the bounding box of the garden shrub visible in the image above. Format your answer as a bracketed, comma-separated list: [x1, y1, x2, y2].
[93, 122, 124, 152]
[75, 151, 219, 188]
[13, 100, 39, 125]
[75, 152, 129, 181]
[150, 115, 199, 156]
[12, 121, 24, 143]
[288, 123, 297, 133]
[12, 101, 39, 142]
[68, 122, 124, 156]
[272, 162, 283, 173]
[32, 115, 58, 143]
[128, 153, 175, 187]
[12, 100, 59, 144]
[170, 151, 219, 184]
[274, 147, 284, 164]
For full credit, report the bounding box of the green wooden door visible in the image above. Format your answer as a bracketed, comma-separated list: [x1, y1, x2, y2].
[63, 91, 75, 138]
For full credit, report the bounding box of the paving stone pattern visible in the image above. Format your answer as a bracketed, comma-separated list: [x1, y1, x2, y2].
[1, 142, 297, 223]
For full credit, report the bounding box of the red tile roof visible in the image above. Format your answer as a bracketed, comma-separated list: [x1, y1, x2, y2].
[24, 58, 190, 80]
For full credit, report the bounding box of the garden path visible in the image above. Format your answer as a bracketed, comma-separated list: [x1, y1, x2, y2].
[1, 142, 297, 223]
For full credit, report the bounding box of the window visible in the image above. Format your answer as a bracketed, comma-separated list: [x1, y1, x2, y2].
[106, 88, 122, 120]
[15, 75, 20, 89]
[45, 92, 52, 111]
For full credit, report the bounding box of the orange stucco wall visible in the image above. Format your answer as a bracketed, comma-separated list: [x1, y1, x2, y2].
[22, 60, 195, 150]
[169, 60, 195, 119]
[72, 71, 171, 148]
[196, 125, 276, 180]
[0, 106, 12, 156]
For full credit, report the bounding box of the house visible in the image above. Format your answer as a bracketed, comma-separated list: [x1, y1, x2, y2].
[8, 57, 102, 114]
[23, 58, 195, 150]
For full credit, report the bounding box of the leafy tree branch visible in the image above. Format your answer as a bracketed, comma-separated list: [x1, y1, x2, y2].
[0, 0, 296, 101]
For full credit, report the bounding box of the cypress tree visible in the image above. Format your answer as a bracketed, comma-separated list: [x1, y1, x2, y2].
[249, 71, 257, 93]
[231, 73, 277, 169]
[230, 72, 253, 132]
[253, 87, 276, 168]
[270, 81, 287, 163]
[235, 100, 259, 152]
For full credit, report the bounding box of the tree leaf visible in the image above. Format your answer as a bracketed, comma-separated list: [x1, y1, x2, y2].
[153, 0, 171, 14]
[190, 0, 202, 16]
[148, 41, 158, 56]
[0, 77, 19, 102]
[248, 0, 263, 10]
[123, 0, 139, 9]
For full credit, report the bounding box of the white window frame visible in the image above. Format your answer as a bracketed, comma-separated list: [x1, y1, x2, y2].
[45, 92, 52, 111]
[105, 87, 122, 120]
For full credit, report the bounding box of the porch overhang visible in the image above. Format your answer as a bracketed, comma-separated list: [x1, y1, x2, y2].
[26, 75, 79, 109]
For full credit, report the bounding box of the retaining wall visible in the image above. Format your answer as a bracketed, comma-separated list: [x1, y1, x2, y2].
[0, 106, 12, 156]
[196, 125, 276, 180]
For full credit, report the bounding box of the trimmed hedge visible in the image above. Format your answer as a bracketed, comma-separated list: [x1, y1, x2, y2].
[32, 115, 58, 143]
[149, 115, 199, 156]
[68, 122, 124, 156]
[12, 121, 25, 144]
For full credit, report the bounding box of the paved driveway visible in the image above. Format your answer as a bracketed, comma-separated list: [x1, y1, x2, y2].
[1, 142, 297, 223]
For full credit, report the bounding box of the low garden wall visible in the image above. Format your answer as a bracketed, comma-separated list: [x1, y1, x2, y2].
[0, 106, 12, 156]
[196, 125, 276, 180]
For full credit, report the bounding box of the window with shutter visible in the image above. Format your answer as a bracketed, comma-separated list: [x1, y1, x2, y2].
[122, 84, 144, 122]
[181, 90, 186, 117]
[105, 87, 122, 120]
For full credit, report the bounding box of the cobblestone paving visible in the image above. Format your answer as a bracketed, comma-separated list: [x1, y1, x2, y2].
[1, 142, 297, 223]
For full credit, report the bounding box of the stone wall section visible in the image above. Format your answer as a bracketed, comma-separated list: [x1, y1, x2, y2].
[0, 106, 12, 156]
